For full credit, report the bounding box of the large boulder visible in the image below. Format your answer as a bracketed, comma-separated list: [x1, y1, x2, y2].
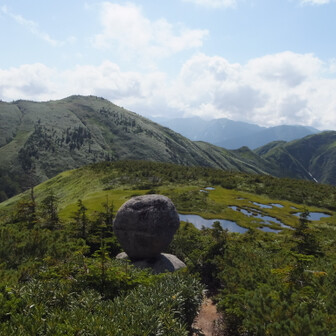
[113, 194, 180, 259]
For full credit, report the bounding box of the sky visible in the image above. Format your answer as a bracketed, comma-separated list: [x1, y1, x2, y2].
[1, 0, 336, 129]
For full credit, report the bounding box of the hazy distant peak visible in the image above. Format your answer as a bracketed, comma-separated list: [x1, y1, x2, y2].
[156, 116, 319, 149]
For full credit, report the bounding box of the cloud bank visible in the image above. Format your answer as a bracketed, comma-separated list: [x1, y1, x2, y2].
[1, 51, 336, 130]
[1, 2, 336, 130]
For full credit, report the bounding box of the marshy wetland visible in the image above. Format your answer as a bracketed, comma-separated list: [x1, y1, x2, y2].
[1, 162, 335, 234]
[176, 186, 334, 233]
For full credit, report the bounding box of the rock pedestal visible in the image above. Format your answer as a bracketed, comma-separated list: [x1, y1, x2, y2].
[113, 194, 185, 273]
[116, 252, 186, 274]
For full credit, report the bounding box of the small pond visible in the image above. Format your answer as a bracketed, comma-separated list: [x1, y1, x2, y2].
[179, 214, 248, 233]
[270, 203, 284, 208]
[252, 202, 273, 209]
[252, 202, 284, 209]
[259, 226, 281, 233]
[229, 206, 291, 229]
[293, 212, 331, 221]
[199, 187, 215, 193]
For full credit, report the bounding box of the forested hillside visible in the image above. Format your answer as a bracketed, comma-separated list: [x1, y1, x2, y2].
[2, 95, 336, 201]
[0, 96, 270, 201]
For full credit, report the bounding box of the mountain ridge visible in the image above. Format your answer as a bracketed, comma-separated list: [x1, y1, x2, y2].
[155, 116, 319, 149]
[1, 95, 336, 202]
[255, 131, 336, 184]
[0, 95, 269, 200]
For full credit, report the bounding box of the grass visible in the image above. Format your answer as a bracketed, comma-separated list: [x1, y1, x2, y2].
[59, 188, 148, 219]
[1, 161, 335, 233]
[207, 187, 333, 230]
[159, 185, 335, 232]
[0, 130, 32, 167]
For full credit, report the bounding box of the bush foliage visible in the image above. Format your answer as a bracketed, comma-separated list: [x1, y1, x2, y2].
[1, 161, 336, 334]
[0, 191, 204, 335]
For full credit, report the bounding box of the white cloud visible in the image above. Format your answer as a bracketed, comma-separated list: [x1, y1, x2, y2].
[0, 5, 65, 47]
[1, 52, 336, 130]
[0, 64, 57, 100]
[162, 52, 336, 129]
[182, 0, 238, 8]
[0, 61, 166, 111]
[329, 59, 336, 73]
[92, 2, 208, 63]
[62, 61, 166, 104]
[245, 52, 322, 87]
[299, 0, 333, 5]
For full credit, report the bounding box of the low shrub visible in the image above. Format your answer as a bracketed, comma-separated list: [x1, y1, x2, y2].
[0, 271, 204, 335]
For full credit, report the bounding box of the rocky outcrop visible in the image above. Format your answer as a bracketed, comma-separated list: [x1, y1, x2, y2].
[113, 194, 180, 260]
[114, 194, 185, 273]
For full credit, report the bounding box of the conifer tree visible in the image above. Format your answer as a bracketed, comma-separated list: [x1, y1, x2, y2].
[73, 199, 89, 240]
[40, 192, 60, 230]
[14, 187, 38, 228]
[293, 209, 322, 257]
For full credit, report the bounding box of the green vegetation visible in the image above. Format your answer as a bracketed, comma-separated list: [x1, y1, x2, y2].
[0, 185, 203, 335]
[170, 213, 336, 335]
[256, 131, 336, 184]
[4, 95, 336, 204]
[1, 160, 336, 334]
[0, 95, 272, 200]
[2, 160, 335, 226]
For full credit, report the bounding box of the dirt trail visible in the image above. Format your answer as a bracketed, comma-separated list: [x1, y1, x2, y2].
[192, 297, 222, 336]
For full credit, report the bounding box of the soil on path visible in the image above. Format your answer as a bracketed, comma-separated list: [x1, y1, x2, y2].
[191, 297, 223, 336]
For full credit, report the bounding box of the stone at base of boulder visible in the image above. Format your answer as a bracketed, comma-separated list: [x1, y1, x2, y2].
[116, 252, 186, 274]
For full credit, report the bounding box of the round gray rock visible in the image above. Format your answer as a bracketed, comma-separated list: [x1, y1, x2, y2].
[113, 194, 180, 259]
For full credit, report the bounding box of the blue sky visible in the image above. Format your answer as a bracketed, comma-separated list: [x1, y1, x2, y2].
[1, 0, 336, 129]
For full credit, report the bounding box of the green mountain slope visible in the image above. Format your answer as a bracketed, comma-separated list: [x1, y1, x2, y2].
[255, 131, 336, 184]
[1, 161, 335, 228]
[0, 95, 274, 201]
[3, 95, 336, 202]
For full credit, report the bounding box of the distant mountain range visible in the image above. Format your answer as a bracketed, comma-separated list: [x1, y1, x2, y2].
[1, 95, 336, 202]
[153, 116, 319, 149]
